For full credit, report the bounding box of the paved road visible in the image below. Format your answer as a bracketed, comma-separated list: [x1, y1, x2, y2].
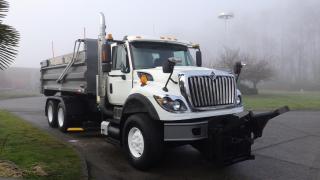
[1, 97, 320, 180]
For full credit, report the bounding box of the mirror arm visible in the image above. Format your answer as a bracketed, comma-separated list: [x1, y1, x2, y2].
[162, 71, 174, 92]
[235, 68, 241, 82]
[235, 74, 240, 82]
[170, 78, 178, 84]
[234, 61, 245, 82]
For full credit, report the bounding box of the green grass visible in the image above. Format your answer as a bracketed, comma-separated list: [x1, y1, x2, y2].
[0, 90, 39, 100]
[243, 90, 320, 110]
[0, 110, 82, 180]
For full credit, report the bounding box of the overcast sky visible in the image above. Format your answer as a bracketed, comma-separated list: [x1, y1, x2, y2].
[5, 0, 286, 68]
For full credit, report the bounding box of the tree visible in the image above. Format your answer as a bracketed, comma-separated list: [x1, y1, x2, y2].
[216, 47, 240, 70]
[240, 54, 274, 90]
[216, 48, 274, 93]
[0, 0, 19, 70]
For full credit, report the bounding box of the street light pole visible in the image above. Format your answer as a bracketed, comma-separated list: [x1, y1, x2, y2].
[218, 12, 234, 45]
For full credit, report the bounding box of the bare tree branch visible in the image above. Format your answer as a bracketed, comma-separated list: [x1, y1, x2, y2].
[216, 47, 274, 91]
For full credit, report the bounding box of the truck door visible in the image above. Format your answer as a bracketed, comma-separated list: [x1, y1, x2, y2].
[107, 43, 132, 105]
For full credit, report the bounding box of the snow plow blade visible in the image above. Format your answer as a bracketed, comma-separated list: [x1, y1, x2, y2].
[205, 106, 290, 166]
[246, 105, 290, 138]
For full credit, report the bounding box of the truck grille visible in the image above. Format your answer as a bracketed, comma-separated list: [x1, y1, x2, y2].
[187, 76, 236, 108]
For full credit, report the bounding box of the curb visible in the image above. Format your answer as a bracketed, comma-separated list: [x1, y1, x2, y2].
[73, 147, 89, 180]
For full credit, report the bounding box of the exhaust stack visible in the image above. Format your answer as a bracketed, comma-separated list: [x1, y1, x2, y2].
[97, 12, 113, 117]
[99, 12, 106, 40]
[97, 12, 106, 98]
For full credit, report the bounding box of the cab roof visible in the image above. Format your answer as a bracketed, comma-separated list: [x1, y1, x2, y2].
[123, 35, 199, 48]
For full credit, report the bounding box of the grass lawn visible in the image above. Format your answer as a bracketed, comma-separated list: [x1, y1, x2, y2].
[0, 110, 82, 180]
[243, 90, 320, 110]
[0, 90, 39, 100]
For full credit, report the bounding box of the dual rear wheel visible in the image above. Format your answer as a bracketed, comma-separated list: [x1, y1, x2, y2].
[46, 100, 68, 132]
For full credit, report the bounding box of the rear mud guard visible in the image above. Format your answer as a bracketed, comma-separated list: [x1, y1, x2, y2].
[207, 106, 290, 166]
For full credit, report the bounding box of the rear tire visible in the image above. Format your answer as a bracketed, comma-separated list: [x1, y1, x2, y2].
[123, 113, 163, 170]
[46, 100, 58, 128]
[57, 102, 70, 133]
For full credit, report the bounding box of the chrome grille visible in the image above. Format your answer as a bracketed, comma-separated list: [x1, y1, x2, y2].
[187, 76, 236, 108]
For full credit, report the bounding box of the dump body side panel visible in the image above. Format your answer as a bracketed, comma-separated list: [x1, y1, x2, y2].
[40, 39, 98, 95]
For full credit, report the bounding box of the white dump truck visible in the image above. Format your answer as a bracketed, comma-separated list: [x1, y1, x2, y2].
[40, 13, 289, 170]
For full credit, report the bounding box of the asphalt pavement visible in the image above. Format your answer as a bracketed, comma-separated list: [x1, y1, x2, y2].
[0, 96, 320, 180]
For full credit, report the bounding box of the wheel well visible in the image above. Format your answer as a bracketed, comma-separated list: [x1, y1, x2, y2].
[45, 96, 88, 117]
[44, 90, 57, 96]
[119, 94, 160, 145]
[121, 94, 159, 122]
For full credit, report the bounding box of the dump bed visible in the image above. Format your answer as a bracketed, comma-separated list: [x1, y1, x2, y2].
[40, 39, 98, 96]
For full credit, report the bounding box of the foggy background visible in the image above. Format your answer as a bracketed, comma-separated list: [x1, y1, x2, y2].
[1, 0, 320, 92]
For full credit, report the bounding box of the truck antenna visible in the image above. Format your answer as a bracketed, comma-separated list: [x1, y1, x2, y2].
[83, 27, 86, 39]
[51, 41, 55, 59]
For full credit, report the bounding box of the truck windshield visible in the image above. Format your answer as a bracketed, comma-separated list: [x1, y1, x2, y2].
[131, 42, 195, 69]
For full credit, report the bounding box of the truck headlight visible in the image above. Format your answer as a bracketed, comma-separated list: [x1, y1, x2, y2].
[154, 95, 188, 112]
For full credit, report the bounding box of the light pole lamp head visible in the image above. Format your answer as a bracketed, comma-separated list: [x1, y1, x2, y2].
[218, 12, 234, 20]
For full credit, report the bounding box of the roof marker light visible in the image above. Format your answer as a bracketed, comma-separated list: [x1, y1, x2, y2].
[106, 33, 113, 40]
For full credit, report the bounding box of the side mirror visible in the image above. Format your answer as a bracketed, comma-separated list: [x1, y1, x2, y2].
[101, 43, 112, 72]
[120, 63, 129, 73]
[233, 61, 246, 81]
[162, 57, 180, 92]
[102, 63, 111, 72]
[101, 44, 111, 63]
[233, 61, 245, 75]
[196, 50, 202, 67]
[162, 57, 179, 73]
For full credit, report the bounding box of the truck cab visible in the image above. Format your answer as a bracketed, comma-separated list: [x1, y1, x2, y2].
[104, 35, 243, 116]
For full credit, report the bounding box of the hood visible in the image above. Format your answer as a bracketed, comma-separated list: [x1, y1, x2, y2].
[136, 66, 234, 83]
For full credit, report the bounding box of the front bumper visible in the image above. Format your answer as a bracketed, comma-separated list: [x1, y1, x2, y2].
[164, 106, 290, 165]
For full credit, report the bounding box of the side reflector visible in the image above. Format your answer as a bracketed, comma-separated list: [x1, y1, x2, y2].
[67, 128, 84, 132]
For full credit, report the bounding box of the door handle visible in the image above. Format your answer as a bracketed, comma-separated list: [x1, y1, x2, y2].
[108, 73, 126, 80]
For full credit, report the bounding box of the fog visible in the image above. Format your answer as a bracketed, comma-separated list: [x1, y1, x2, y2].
[3, 0, 320, 90]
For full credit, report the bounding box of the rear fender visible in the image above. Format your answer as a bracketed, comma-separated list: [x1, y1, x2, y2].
[45, 96, 86, 116]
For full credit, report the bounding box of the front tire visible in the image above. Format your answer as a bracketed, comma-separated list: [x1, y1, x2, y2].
[123, 113, 163, 170]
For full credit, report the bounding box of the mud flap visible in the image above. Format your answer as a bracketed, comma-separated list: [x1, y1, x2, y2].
[207, 106, 289, 166]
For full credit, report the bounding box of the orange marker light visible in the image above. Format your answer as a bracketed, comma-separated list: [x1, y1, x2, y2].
[140, 74, 148, 85]
[106, 33, 113, 40]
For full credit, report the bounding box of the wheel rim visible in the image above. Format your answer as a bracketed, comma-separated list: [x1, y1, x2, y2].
[58, 107, 64, 127]
[128, 127, 144, 158]
[47, 104, 53, 123]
